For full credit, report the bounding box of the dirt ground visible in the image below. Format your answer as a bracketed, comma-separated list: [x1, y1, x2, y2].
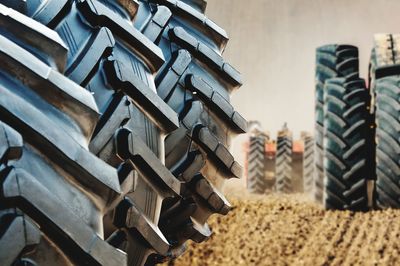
[170, 192, 400, 266]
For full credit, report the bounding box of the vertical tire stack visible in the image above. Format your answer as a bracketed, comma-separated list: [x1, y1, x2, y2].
[275, 126, 293, 193]
[0, 0, 247, 265]
[302, 132, 315, 196]
[372, 34, 400, 208]
[317, 36, 400, 211]
[246, 131, 269, 194]
[245, 126, 310, 195]
[314, 45, 359, 203]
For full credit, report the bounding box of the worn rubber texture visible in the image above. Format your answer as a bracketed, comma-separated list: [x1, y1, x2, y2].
[0, 6, 127, 265]
[247, 135, 268, 194]
[0, 1, 185, 265]
[323, 78, 370, 211]
[314, 44, 359, 203]
[302, 133, 315, 196]
[275, 128, 293, 193]
[133, 0, 247, 259]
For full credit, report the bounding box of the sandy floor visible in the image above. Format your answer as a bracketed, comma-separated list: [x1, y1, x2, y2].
[169, 193, 400, 266]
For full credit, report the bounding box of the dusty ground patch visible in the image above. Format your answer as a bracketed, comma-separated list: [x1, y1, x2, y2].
[169, 194, 400, 266]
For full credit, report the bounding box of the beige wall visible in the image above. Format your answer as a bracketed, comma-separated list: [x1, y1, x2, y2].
[205, 0, 400, 138]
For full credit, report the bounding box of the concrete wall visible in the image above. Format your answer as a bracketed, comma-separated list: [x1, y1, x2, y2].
[205, 0, 400, 138]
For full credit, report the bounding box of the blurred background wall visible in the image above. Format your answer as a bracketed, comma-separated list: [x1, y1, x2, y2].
[204, 0, 400, 165]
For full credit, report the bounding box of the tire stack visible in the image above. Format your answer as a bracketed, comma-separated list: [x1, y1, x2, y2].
[314, 45, 360, 204]
[372, 34, 400, 209]
[246, 129, 269, 194]
[302, 132, 315, 196]
[275, 125, 293, 193]
[244, 125, 309, 195]
[0, 1, 247, 265]
[314, 42, 378, 211]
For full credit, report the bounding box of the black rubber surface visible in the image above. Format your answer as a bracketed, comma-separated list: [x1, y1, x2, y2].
[275, 128, 292, 194]
[302, 133, 315, 196]
[0, 0, 246, 264]
[134, 0, 247, 258]
[314, 44, 359, 203]
[323, 78, 370, 211]
[370, 34, 400, 209]
[0, 7, 126, 264]
[375, 76, 400, 208]
[247, 135, 268, 194]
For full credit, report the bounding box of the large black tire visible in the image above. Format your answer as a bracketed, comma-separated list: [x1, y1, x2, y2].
[371, 34, 400, 209]
[315, 44, 359, 203]
[302, 133, 315, 196]
[0, 0, 246, 264]
[247, 135, 268, 194]
[19, 1, 184, 264]
[375, 76, 400, 208]
[275, 128, 292, 193]
[323, 78, 370, 211]
[0, 6, 129, 265]
[135, 0, 247, 257]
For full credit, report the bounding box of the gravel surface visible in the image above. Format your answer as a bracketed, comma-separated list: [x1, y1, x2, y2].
[169, 193, 400, 266]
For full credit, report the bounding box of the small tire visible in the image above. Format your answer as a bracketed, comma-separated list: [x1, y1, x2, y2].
[275, 127, 293, 193]
[302, 133, 315, 196]
[247, 135, 268, 194]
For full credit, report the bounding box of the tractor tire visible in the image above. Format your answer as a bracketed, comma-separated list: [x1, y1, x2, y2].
[323, 78, 370, 211]
[302, 133, 315, 196]
[0, 0, 246, 264]
[0, 6, 131, 265]
[371, 34, 400, 209]
[247, 135, 267, 194]
[134, 0, 247, 257]
[315, 44, 359, 203]
[276, 130, 293, 193]
[375, 76, 400, 208]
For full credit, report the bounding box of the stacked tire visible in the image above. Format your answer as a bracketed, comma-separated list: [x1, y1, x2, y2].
[245, 125, 310, 195]
[247, 130, 269, 194]
[0, 1, 246, 265]
[315, 45, 361, 205]
[275, 126, 293, 193]
[314, 43, 376, 211]
[302, 132, 315, 196]
[372, 34, 400, 209]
